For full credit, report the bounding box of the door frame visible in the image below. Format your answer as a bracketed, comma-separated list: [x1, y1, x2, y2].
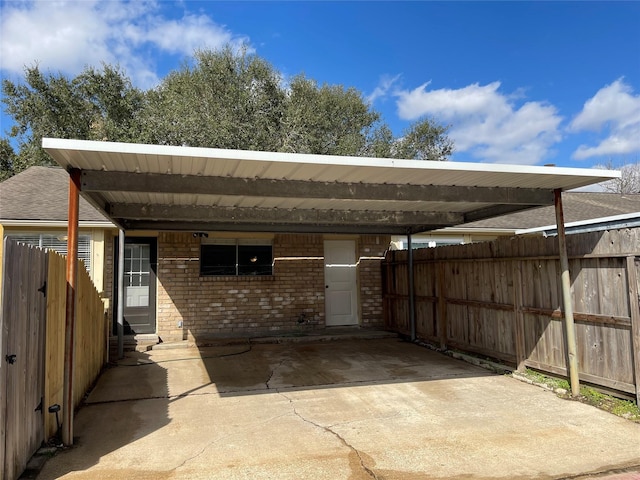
[113, 236, 158, 335]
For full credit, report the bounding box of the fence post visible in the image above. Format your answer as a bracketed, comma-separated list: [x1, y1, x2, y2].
[407, 233, 416, 341]
[513, 261, 527, 372]
[554, 189, 580, 397]
[437, 262, 447, 349]
[626, 256, 640, 405]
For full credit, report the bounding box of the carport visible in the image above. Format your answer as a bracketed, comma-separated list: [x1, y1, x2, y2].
[42, 137, 619, 445]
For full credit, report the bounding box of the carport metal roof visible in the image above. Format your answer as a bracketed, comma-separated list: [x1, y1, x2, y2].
[43, 137, 620, 445]
[42, 138, 619, 235]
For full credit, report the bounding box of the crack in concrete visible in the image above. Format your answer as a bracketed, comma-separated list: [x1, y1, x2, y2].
[278, 391, 379, 480]
[169, 411, 292, 472]
[265, 359, 285, 389]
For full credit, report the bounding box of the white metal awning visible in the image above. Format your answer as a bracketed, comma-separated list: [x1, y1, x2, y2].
[42, 138, 620, 235]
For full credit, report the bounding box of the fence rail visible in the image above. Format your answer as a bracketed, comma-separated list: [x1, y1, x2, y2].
[383, 229, 640, 402]
[1, 239, 107, 480]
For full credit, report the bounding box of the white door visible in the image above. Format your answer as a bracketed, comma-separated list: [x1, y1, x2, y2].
[324, 240, 358, 326]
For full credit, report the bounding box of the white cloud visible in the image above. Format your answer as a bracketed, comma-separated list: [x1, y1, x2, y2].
[367, 74, 401, 104]
[395, 82, 562, 165]
[0, 0, 250, 88]
[569, 79, 640, 160]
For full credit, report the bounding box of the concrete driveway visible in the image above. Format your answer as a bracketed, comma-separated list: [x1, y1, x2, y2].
[37, 337, 640, 479]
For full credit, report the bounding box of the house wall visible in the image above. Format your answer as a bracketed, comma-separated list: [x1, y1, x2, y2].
[1, 224, 112, 294]
[152, 232, 389, 341]
[357, 235, 388, 326]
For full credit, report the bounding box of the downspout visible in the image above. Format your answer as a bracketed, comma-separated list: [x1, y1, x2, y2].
[117, 229, 125, 359]
[554, 189, 580, 397]
[62, 168, 81, 446]
[408, 231, 416, 341]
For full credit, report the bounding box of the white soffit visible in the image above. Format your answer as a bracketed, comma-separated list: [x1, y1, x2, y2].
[42, 138, 620, 235]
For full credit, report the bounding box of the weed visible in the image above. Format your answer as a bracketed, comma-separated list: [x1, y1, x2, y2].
[515, 369, 640, 422]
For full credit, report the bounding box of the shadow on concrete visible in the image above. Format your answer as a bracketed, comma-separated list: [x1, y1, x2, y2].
[160, 336, 495, 399]
[33, 336, 493, 479]
[34, 350, 171, 480]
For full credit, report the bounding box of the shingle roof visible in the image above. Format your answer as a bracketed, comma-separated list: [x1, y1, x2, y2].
[463, 192, 640, 230]
[0, 166, 109, 222]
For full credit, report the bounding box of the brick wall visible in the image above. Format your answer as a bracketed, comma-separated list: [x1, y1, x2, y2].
[157, 232, 329, 341]
[357, 235, 388, 326]
[106, 232, 389, 340]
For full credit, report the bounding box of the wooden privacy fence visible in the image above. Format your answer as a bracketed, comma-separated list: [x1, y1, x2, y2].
[383, 228, 640, 403]
[0, 239, 107, 480]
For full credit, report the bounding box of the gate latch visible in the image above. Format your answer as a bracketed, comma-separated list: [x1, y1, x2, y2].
[5, 354, 16, 364]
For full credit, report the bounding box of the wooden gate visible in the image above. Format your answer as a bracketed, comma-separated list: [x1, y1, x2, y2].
[0, 238, 48, 480]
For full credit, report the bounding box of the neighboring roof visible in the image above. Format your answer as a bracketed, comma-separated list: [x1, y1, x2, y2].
[0, 166, 112, 226]
[517, 211, 640, 236]
[42, 138, 619, 235]
[461, 192, 640, 230]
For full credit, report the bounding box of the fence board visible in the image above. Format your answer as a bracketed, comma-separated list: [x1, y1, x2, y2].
[627, 256, 640, 404]
[45, 252, 66, 439]
[73, 259, 107, 407]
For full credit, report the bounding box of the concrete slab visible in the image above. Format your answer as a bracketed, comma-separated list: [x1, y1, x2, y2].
[36, 338, 640, 479]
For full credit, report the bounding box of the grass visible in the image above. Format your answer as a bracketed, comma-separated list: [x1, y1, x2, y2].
[516, 369, 640, 422]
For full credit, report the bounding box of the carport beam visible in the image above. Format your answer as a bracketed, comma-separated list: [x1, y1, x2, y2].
[63, 168, 81, 446]
[408, 232, 416, 341]
[117, 229, 125, 359]
[554, 189, 580, 397]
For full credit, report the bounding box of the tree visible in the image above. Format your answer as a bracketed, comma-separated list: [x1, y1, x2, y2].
[139, 47, 287, 151]
[2, 64, 144, 177]
[0, 138, 17, 181]
[393, 117, 454, 161]
[595, 159, 640, 194]
[283, 75, 380, 156]
[2, 47, 453, 180]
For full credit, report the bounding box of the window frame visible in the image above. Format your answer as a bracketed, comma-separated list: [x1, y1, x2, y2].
[5, 232, 92, 272]
[200, 238, 274, 277]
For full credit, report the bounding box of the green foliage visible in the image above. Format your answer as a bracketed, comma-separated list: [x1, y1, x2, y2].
[520, 369, 639, 422]
[284, 75, 379, 156]
[522, 369, 570, 391]
[139, 47, 286, 150]
[0, 138, 17, 181]
[1, 46, 454, 180]
[1, 63, 144, 179]
[395, 117, 454, 161]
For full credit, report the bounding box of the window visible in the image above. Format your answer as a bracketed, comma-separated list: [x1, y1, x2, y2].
[200, 239, 273, 276]
[6, 233, 92, 271]
[125, 243, 150, 288]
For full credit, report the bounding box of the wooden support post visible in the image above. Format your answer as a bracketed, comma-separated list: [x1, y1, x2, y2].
[117, 229, 125, 359]
[554, 189, 580, 397]
[62, 168, 81, 446]
[625, 256, 640, 405]
[407, 232, 416, 341]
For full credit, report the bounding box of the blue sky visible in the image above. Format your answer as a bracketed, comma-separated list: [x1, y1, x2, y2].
[1, 1, 639, 168]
